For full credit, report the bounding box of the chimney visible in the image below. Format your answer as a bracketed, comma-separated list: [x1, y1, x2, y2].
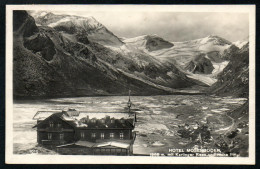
[86, 115, 89, 123]
[105, 115, 110, 123]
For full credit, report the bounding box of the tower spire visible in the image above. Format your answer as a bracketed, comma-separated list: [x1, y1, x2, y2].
[127, 89, 132, 112]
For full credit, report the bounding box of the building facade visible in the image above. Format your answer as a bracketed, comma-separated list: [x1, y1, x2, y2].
[33, 109, 136, 155]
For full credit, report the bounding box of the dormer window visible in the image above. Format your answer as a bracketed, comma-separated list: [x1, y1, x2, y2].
[49, 121, 54, 128]
[101, 119, 105, 123]
[91, 119, 96, 123]
[120, 119, 125, 123]
[111, 119, 115, 123]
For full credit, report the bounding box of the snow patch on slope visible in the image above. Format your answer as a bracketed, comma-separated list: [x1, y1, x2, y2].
[212, 61, 229, 75]
[123, 35, 148, 43]
[48, 16, 103, 30]
[233, 41, 249, 49]
[48, 17, 72, 27]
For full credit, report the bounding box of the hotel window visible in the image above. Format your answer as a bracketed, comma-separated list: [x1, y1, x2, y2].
[110, 133, 114, 138]
[120, 132, 124, 139]
[49, 121, 54, 128]
[81, 131, 85, 139]
[47, 133, 52, 140]
[57, 122, 62, 128]
[60, 133, 64, 140]
[101, 133, 104, 139]
[91, 133, 96, 138]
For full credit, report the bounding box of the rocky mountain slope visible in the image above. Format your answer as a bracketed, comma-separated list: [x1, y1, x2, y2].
[13, 11, 167, 97]
[185, 53, 214, 74]
[33, 12, 200, 89]
[14, 11, 200, 98]
[208, 43, 249, 97]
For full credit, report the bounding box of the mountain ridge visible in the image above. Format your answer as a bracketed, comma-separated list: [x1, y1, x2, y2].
[30, 11, 124, 47]
[13, 10, 249, 98]
[122, 34, 234, 86]
[13, 11, 173, 97]
[13, 10, 203, 98]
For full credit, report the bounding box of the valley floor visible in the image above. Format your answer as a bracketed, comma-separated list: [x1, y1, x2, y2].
[13, 95, 248, 156]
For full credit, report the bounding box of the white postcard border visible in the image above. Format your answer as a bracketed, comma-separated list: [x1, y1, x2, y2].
[5, 4, 256, 165]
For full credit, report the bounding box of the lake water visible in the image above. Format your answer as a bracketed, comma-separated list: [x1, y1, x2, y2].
[13, 95, 247, 155]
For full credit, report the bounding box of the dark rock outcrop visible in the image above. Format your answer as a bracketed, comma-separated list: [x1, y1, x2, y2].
[13, 10, 39, 37]
[221, 45, 240, 60]
[206, 51, 223, 63]
[24, 32, 56, 61]
[145, 35, 174, 51]
[185, 53, 214, 74]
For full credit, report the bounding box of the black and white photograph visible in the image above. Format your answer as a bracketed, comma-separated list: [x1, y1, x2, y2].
[5, 5, 255, 164]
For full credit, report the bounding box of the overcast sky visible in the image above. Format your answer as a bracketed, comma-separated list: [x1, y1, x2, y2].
[52, 11, 249, 42]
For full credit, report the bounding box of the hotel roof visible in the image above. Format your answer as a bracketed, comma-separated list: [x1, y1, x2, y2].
[33, 110, 134, 120]
[33, 109, 135, 129]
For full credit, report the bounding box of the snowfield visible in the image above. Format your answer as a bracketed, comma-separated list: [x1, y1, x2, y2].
[118, 35, 233, 86]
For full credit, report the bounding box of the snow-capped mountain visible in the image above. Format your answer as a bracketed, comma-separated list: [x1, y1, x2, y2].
[29, 11, 124, 46]
[140, 35, 232, 65]
[13, 11, 202, 98]
[233, 40, 249, 49]
[122, 35, 232, 85]
[232, 36, 249, 49]
[14, 10, 248, 97]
